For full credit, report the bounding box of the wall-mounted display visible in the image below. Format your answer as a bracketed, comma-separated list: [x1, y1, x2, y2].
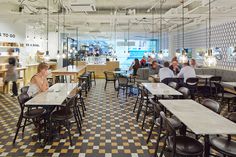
[212, 47, 223, 60]
[195, 48, 206, 60]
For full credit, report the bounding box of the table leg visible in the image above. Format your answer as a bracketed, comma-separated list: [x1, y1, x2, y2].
[52, 75, 56, 84]
[204, 135, 210, 157]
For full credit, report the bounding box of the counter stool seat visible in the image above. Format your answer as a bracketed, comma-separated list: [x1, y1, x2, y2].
[88, 71, 96, 85]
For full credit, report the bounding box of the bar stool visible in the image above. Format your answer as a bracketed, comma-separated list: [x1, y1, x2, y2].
[88, 71, 96, 86]
[81, 72, 91, 90]
[78, 77, 88, 96]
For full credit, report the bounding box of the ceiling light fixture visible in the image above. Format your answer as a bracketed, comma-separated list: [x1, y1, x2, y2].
[204, 0, 216, 67]
[178, 0, 188, 64]
[44, 0, 50, 61]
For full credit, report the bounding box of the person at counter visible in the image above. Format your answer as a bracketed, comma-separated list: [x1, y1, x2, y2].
[4, 48, 18, 97]
[177, 62, 196, 83]
[129, 58, 140, 76]
[159, 61, 174, 82]
[27, 62, 49, 97]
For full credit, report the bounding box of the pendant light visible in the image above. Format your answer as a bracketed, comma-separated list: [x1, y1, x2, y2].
[158, 0, 164, 60]
[62, 8, 66, 59]
[56, 3, 60, 59]
[204, 0, 216, 67]
[178, 0, 188, 64]
[44, 0, 50, 61]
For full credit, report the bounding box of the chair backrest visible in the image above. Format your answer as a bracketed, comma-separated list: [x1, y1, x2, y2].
[66, 94, 77, 109]
[202, 99, 221, 114]
[17, 93, 31, 111]
[162, 77, 178, 85]
[168, 82, 178, 89]
[104, 71, 115, 80]
[209, 76, 222, 87]
[213, 82, 224, 94]
[149, 98, 162, 118]
[186, 77, 199, 86]
[117, 75, 128, 86]
[21, 86, 29, 94]
[178, 87, 190, 99]
[228, 112, 236, 123]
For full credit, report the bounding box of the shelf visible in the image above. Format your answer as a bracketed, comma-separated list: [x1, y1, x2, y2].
[0, 46, 22, 48]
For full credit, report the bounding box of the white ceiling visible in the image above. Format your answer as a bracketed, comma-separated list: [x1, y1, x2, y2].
[0, 0, 236, 40]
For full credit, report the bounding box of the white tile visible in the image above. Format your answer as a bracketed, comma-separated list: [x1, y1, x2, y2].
[0, 153, 8, 157]
[93, 146, 99, 150]
[82, 139, 88, 143]
[117, 146, 124, 150]
[52, 153, 60, 157]
[105, 153, 112, 157]
[26, 153, 34, 157]
[116, 134, 122, 137]
[131, 153, 138, 157]
[128, 139, 134, 143]
[95, 134, 100, 137]
[105, 139, 111, 143]
[78, 153, 86, 157]
[141, 146, 148, 150]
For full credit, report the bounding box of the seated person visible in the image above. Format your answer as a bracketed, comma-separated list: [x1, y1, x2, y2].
[149, 61, 159, 75]
[147, 55, 153, 64]
[140, 56, 147, 67]
[190, 58, 197, 68]
[169, 60, 180, 75]
[27, 62, 49, 97]
[177, 62, 196, 83]
[129, 58, 140, 76]
[159, 61, 174, 82]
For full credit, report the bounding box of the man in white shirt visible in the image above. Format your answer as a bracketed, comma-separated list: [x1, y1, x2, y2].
[159, 61, 174, 82]
[177, 62, 196, 82]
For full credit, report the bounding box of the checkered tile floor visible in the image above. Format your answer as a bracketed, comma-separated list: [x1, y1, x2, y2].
[0, 80, 163, 157]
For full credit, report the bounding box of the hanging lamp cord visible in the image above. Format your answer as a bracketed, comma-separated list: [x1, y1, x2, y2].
[46, 0, 49, 53]
[182, 0, 184, 50]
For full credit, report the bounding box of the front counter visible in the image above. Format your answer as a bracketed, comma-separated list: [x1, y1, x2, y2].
[75, 61, 119, 78]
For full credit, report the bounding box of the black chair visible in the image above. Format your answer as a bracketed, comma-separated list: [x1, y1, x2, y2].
[51, 95, 81, 146]
[114, 68, 121, 71]
[76, 86, 86, 118]
[214, 82, 236, 112]
[20, 86, 29, 94]
[13, 93, 46, 144]
[161, 77, 178, 85]
[209, 112, 236, 157]
[104, 71, 116, 90]
[146, 99, 182, 157]
[168, 82, 178, 90]
[178, 87, 190, 99]
[208, 76, 222, 97]
[133, 83, 144, 113]
[186, 77, 200, 101]
[159, 111, 204, 157]
[117, 75, 129, 98]
[202, 99, 221, 114]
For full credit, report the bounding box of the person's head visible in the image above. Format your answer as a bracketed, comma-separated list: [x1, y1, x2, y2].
[7, 48, 14, 56]
[38, 62, 49, 76]
[164, 61, 170, 67]
[172, 60, 178, 67]
[183, 62, 189, 67]
[134, 58, 139, 65]
[190, 59, 196, 66]
[171, 56, 178, 62]
[142, 56, 146, 59]
[151, 60, 158, 69]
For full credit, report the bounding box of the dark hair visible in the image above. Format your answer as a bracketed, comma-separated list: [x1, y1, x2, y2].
[133, 58, 140, 69]
[164, 61, 169, 67]
[183, 62, 189, 66]
[38, 62, 49, 73]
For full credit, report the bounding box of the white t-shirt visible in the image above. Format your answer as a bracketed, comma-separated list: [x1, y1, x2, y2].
[177, 66, 196, 82]
[159, 67, 175, 82]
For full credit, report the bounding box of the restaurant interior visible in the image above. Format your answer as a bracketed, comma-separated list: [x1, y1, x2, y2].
[0, 0, 236, 157]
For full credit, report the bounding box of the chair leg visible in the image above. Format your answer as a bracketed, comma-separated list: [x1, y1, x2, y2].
[136, 99, 143, 122]
[141, 102, 148, 129]
[117, 88, 119, 97]
[146, 120, 155, 143]
[73, 109, 82, 135]
[104, 81, 107, 90]
[65, 121, 73, 146]
[133, 97, 140, 113]
[13, 116, 23, 144]
[22, 118, 28, 137]
[154, 127, 163, 157]
[159, 135, 168, 157]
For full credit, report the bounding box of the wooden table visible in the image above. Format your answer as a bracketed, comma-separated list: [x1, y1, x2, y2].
[0, 67, 27, 94]
[25, 83, 77, 106]
[142, 83, 182, 96]
[159, 99, 236, 157]
[51, 65, 87, 84]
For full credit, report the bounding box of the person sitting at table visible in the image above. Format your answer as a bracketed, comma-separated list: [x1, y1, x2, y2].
[27, 62, 49, 97]
[129, 58, 140, 76]
[177, 62, 196, 83]
[190, 58, 197, 68]
[149, 61, 159, 75]
[140, 56, 147, 67]
[147, 55, 153, 64]
[159, 61, 174, 82]
[169, 60, 180, 75]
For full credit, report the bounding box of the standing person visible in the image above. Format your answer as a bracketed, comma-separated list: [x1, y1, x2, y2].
[129, 58, 140, 76]
[27, 62, 49, 97]
[159, 61, 175, 82]
[4, 48, 18, 97]
[177, 62, 196, 83]
[169, 60, 180, 75]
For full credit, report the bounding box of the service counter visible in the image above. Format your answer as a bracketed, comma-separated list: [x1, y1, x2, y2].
[75, 61, 119, 78]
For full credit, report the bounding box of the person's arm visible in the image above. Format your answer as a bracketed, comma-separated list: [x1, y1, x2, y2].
[177, 68, 184, 78]
[31, 76, 49, 92]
